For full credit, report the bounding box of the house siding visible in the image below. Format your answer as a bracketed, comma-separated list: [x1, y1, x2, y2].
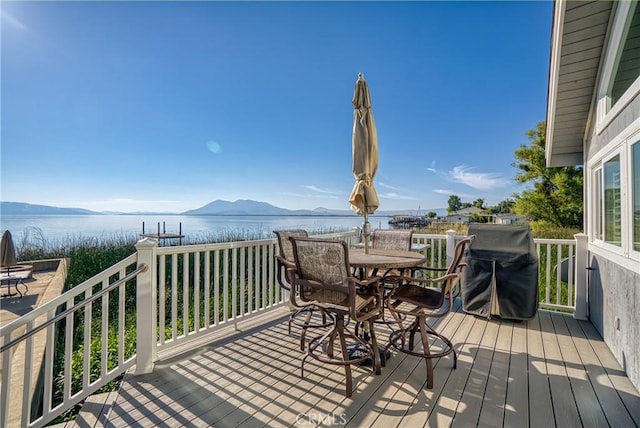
[588, 254, 640, 390]
[586, 93, 640, 159]
[584, 90, 640, 393]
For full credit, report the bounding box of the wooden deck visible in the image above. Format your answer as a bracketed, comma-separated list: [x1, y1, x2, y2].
[100, 301, 640, 427]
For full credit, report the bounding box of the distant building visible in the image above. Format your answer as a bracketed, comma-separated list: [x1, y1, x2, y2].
[445, 207, 484, 224]
[492, 213, 523, 225]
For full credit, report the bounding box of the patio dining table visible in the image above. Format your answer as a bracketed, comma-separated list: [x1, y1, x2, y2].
[346, 247, 426, 365]
[349, 247, 426, 279]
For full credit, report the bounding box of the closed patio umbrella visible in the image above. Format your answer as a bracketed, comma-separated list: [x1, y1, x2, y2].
[1, 230, 17, 274]
[349, 72, 379, 253]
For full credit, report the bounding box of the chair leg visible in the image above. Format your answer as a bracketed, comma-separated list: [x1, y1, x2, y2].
[419, 317, 434, 389]
[388, 302, 406, 330]
[336, 317, 353, 397]
[299, 309, 314, 351]
[367, 319, 382, 374]
[288, 315, 293, 336]
[408, 319, 419, 351]
[302, 321, 337, 379]
[327, 326, 339, 358]
[425, 321, 458, 370]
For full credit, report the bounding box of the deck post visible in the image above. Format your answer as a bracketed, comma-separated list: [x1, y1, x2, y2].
[573, 233, 588, 320]
[135, 238, 158, 374]
[446, 229, 457, 266]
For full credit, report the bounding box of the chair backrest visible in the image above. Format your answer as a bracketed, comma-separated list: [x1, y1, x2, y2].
[425, 235, 475, 308]
[289, 237, 350, 288]
[273, 229, 309, 290]
[290, 237, 383, 322]
[447, 235, 475, 275]
[371, 229, 413, 251]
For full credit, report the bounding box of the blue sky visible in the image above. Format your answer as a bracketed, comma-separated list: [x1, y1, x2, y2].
[1, 1, 552, 214]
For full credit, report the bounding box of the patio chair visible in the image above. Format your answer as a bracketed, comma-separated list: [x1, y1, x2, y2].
[371, 229, 413, 251]
[369, 229, 414, 325]
[408, 235, 475, 298]
[289, 237, 383, 397]
[274, 230, 334, 351]
[385, 235, 474, 389]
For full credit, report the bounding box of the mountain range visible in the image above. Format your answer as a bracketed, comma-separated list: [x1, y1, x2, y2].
[0, 200, 445, 217]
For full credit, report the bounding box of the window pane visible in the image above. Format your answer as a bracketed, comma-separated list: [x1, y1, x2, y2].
[594, 168, 603, 240]
[633, 142, 640, 251]
[612, 4, 640, 106]
[604, 155, 621, 246]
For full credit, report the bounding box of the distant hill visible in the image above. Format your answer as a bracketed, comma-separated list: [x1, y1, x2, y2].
[1, 201, 101, 215]
[182, 199, 356, 216]
[183, 199, 294, 215]
[1, 200, 445, 217]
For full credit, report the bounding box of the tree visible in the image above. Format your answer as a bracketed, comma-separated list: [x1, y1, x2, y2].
[487, 198, 515, 214]
[512, 122, 583, 229]
[472, 198, 485, 209]
[426, 211, 437, 219]
[447, 195, 462, 214]
[497, 198, 515, 213]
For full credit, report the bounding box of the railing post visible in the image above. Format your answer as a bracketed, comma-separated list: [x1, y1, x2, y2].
[135, 238, 158, 374]
[352, 226, 362, 246]
[573, 233, 588, 320]
[446, 229, 457, 266]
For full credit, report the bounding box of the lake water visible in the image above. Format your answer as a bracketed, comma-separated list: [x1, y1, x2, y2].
[0, 214, 392, 247]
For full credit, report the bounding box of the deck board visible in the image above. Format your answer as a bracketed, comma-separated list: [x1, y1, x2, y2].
[502, 318, 528, 428]
[476, 320, 512, 428]
[550, 311, 609, 427]
[425, 311, 485, 427]
[566, 316, 640, 427]
[102, 305, 640, 428]
[527, 311, 556, 428]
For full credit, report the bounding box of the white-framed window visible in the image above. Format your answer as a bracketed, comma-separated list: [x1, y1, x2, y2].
[588, 123, 640, 266]
[597, 1, 640, 132]
[603, 155, 622, 246]
[610, 4, 640, 108]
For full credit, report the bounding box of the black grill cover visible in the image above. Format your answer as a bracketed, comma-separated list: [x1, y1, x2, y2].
[462, 224, 539, 320]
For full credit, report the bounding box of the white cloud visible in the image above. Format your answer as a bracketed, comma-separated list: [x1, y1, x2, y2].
[302, 185, 341, 195]
[433, 189, 453, 195]
[280, 191, 339, 199]
[54, 198, 183, 213]
[377, 182, 399, 190]
[1, 10, 28, 31]
[59, 198, 180, 207]
[433, 189, 475, 198]
[379, 193, 418, 201]
[448, 165, 509, 191]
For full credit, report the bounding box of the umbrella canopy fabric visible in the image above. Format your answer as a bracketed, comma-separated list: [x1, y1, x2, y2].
[1, 230, 17, 272]
[349, 73, 379, 216]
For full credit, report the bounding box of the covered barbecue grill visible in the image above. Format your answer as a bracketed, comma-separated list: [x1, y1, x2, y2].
[461, 224, 539, 320]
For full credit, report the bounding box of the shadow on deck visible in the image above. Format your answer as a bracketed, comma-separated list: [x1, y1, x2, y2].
[95, 302, 640, 427]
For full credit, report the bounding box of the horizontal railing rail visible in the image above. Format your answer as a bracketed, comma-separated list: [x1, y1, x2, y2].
[0, 264, 148, 354]
[1, 229, 583, 427]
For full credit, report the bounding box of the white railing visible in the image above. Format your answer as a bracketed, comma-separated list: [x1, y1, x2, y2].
[0, 254, 140, 428]
[412, 231, 582, 312]
[0, 230, 586, 427]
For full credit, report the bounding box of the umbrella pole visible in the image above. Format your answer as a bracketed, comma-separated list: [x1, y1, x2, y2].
[363, 213, 371, 254]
